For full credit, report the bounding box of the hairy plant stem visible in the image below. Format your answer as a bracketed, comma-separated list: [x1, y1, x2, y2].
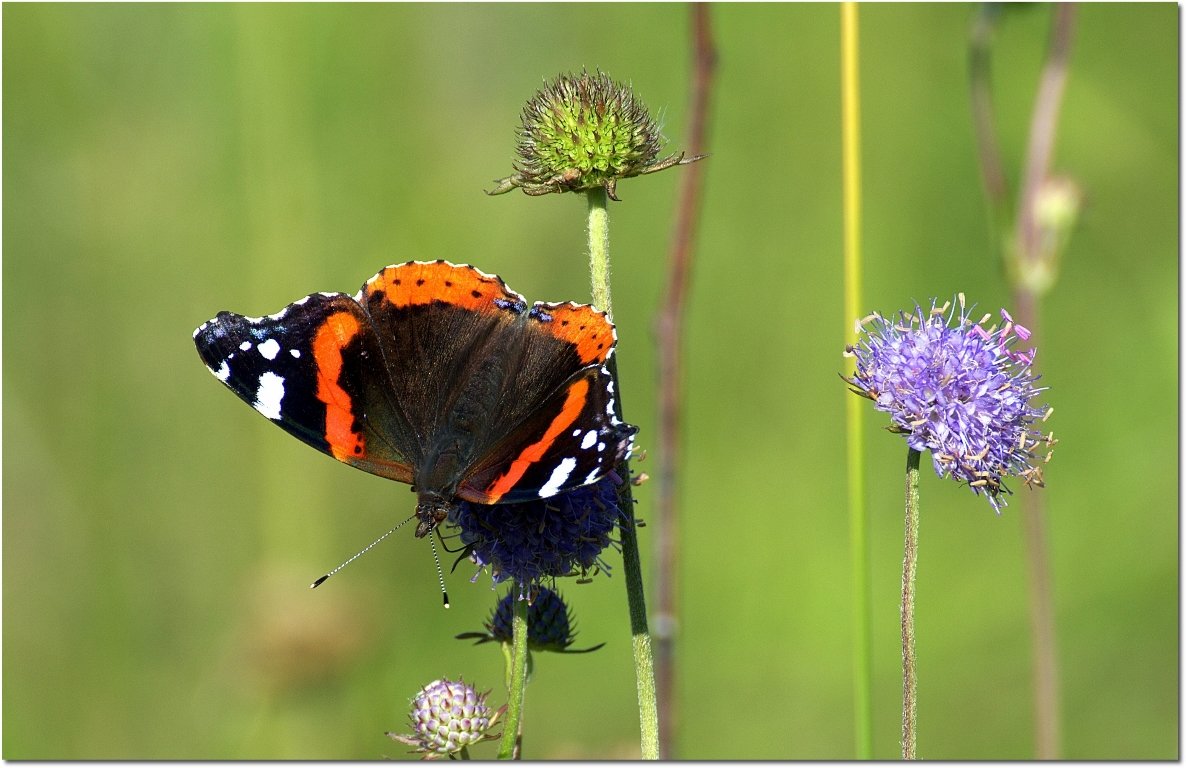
[587, 189, 613, 313]
[840, 2, 872, 759]
[497, 598, 529, 760]
[901, 448, 921, 760]
[654, 5, 716, 760]
[587, 187, 660, 759]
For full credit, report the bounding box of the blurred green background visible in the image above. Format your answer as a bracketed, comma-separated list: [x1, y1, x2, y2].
[3, 2, 1177, 760]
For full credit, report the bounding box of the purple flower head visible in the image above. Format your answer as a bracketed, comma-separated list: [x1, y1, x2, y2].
[388, 678, 499, 758]
[844, 296, 1055, 512]
[456, 586, 606, 654]
[449, 474, 624, 591]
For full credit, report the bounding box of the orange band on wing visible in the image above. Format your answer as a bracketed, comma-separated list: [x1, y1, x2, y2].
[484, 377, 590, 501]
[536, 304, 613, 364]
[313, 311, 365, 461]
[367, 262, 515, 312]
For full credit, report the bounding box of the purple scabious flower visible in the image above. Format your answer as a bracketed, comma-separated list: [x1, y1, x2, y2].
[449, 474, 624, 592]
[456, 586, 606, 654]
[388, 678, 499, 758]
[844, 297, 1055, 512]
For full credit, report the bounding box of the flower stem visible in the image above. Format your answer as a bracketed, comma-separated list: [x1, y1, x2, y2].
[587, 189, 613, 313]
[586, 187, 660, 760]
[654, 6, 716, 759]
[969, 3, 1012, 250]
[1012, 5, 1074, 741]
[619, 479, 660, 760]
[840, 2, 873, 759]
[497, 597, 529, 760]
[971, 6, 1073, 758]
[1016, 3, 1076, 272]
[901, 448, 921, 760]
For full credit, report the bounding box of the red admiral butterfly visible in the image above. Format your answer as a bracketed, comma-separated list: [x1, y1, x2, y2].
[194, 261, 636, 538]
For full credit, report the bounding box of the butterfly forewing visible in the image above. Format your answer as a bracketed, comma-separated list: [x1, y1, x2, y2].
[356, 261, 528, 456]
[194, 292, 416, 483]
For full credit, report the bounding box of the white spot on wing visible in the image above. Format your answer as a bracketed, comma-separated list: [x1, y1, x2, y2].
[253, 372, 285, 420]
[290, 349, 301, 358]
[257, 338, 281, 360]
[210, 360, 231, 382]
[539, 457, 577, 498]
[584, 468, 602, 486]
[581, 430, 598, 450]
[239, 341, 252, 352]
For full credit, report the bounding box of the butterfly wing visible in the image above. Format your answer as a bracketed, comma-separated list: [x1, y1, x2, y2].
[195, 262, 637, 506]
[455, 302, 637, 504]
[194, 291, 417, 483]
[354, 260, 531, 459]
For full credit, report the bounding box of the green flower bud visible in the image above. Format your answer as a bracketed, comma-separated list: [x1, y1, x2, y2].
[488, 69, 704, 200]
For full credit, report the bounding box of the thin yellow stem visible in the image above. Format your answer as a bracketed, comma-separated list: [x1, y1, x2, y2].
[841, 2, 872, 759]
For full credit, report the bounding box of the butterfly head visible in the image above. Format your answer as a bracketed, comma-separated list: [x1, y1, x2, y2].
[414, 492, 452, 539]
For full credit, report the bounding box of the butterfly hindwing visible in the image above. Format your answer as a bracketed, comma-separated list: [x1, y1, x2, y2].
[453, 301, 635, 504]
[457, 361, 635, 504]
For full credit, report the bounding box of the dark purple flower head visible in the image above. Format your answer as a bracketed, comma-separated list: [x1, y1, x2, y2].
[844, 297, 1055, 512]
[388, 678, 499, 758]
[456, 586, 606, 654]
[449, 474, 624, 592]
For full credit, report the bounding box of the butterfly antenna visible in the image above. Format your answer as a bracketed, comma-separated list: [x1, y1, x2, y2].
[310, 516, 413, 588]
[430, 531, 451, 609]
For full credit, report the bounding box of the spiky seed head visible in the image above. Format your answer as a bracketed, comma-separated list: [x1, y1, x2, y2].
[488, 69, 703, 200]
